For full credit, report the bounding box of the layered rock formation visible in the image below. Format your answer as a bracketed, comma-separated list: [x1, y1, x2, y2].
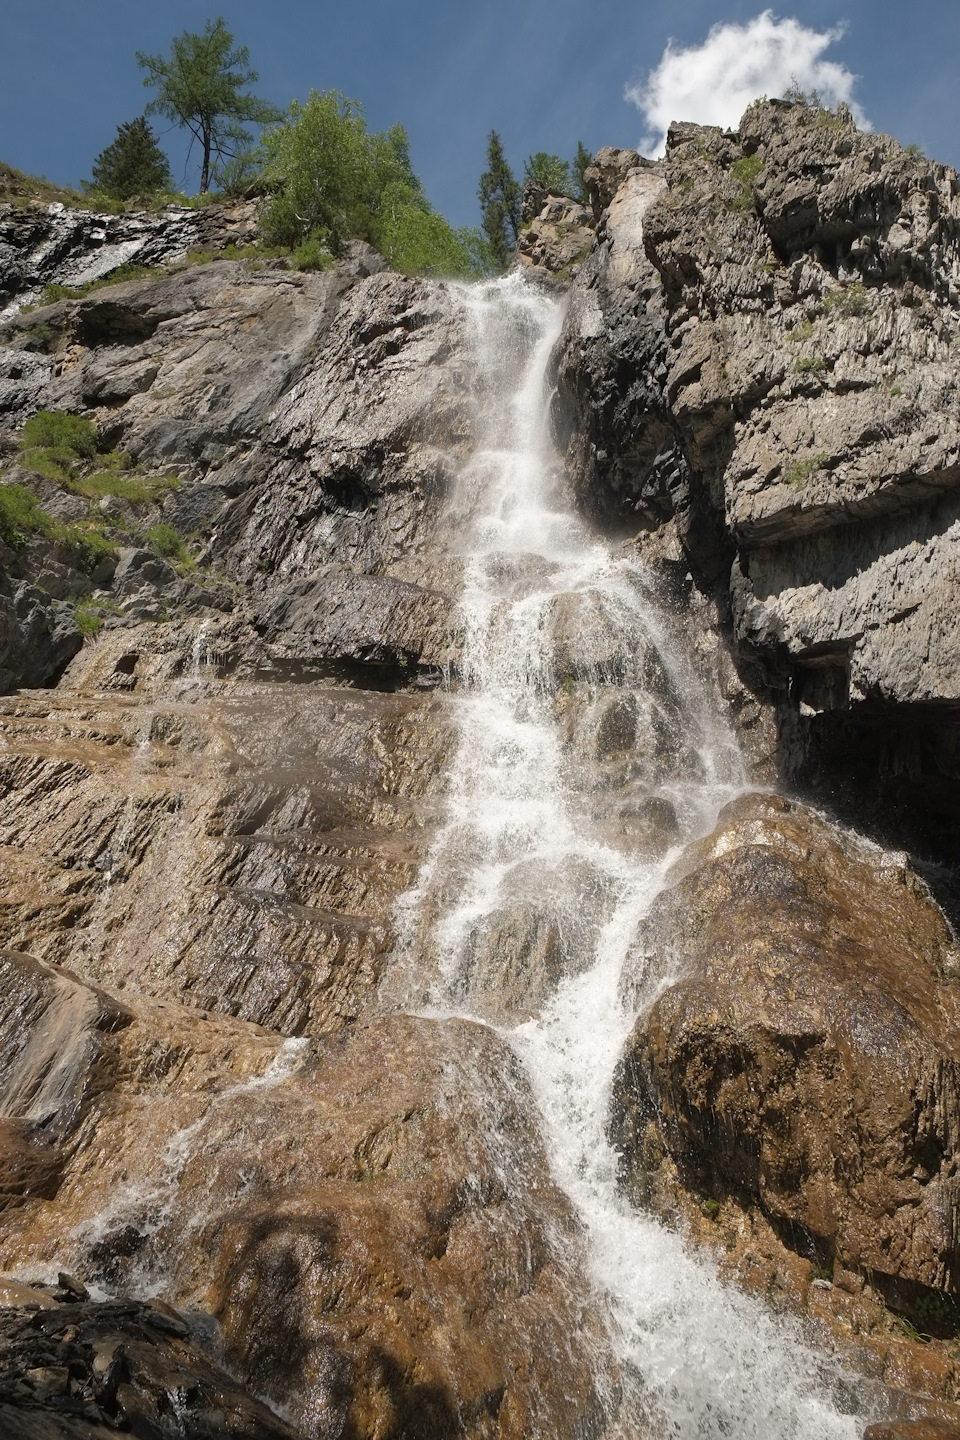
[552, 99, 960, 861]
[1, 94, 960, 1440]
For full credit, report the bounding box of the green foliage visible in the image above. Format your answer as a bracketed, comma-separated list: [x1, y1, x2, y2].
[786, 320, 815, 342]
[729, 153, 763, 212]
[822, 281, 869, 317]
[379, 206, 491, 279]
[903, 142, 925, 159]
[260, 91, 381, 248]
[260, 93, 488, 277]
[795, 355, 828, 373]
[136, 17, 281, 193]
[523, 152, 571, 196]
[85, 117, 172, 199]
[35, 262, 163, 308]
[571, 141, 592, 204]
[291, 237, 335, 272]
[0, 483, 60, 549]
[144, 522, 186, 559]
[478, 131, 521, 270]
[23, 410, 97, 456]
[0, 482, 116, 571]
[74, 600, 105, 637]
[784, 451, 829, 488]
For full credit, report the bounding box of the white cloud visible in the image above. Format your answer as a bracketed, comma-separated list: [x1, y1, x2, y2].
[626, 10, 870, 157]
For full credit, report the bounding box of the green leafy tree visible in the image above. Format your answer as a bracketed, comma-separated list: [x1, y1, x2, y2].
[260, 91, 490, 277]
[571, 141, 592, 203]
[136, 17, 280, 193]
[523, 152, 571, 195]
[85, 117, 172, 199]
[478, 131, 521, 269]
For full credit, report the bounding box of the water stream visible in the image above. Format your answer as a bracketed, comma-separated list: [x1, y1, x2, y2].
[397, 273, 863, 1439]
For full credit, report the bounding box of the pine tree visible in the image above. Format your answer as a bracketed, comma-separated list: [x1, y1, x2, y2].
[136, 18, 280, 193]
[86, 117, 172, 199]
[478, 131, 521, 270]
[571, 141, 592, 204]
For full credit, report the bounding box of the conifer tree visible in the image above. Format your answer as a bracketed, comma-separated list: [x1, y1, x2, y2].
[86, 117, 172, 199]
[478, 131, 521, 269]
[136, 17, 280, 193]
[572, 140, 592, 203]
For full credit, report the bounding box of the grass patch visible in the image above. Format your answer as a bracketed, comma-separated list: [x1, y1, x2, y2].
[36, 262, 164, 308]
[822, 281, 869, 318]
[144, 522, 187, 560]
[783, 452, 829, 489]
[0, 482, 61, 549]
[0, 481, 117, 570]
[23, 411, 97, 455]
[786, 320, 815, 343]
[18, 412, 180, 507]
[728, 153, 763, 212]
[74, 600, 104, 637]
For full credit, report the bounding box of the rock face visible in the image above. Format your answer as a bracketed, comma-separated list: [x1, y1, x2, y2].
[517, 194, 595, 281]
[2, 100, 960, 1438]
[0, 951, 606, 1440]
[556, 102, 960, 860]
[0, 1294, 303, 1439]
[612, 792, 960, 1305]
[0, 198, 258, 317]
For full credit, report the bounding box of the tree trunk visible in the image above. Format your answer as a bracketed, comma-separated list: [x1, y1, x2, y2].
[201, 125, 212, 194]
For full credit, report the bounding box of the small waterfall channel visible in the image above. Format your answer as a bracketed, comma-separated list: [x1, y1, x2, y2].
[396, 273, 862, 1439]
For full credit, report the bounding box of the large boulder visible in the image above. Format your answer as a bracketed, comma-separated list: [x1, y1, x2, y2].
[612, 793, 960, 1303]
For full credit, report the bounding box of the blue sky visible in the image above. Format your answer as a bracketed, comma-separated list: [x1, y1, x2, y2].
[4, 1, 959, 227]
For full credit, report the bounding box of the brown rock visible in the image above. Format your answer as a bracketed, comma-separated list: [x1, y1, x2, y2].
[612, 792, 960, 1298]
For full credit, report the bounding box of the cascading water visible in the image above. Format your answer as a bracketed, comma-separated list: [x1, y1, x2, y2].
[395, 272, 864, 1439]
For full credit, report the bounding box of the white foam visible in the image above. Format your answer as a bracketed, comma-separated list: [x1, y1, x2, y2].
[399, 273, 865, 1437]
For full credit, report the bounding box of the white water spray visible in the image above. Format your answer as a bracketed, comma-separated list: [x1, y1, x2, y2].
[400, 273, 863, 1439]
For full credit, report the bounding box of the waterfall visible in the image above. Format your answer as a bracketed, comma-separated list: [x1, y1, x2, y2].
[397, 272, 863, 1439]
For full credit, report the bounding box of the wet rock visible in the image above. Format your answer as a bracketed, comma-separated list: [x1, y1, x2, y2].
[0, 678, 451, 1034]
[0, 1295, 303, 1438]
[612, 793, 960, 1299]
[254, 564, 456, 676]
[554, 99, 960, 856]
[0, 988, 609, 1440]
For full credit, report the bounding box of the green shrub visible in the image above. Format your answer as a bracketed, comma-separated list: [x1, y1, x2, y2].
[22, 411, 97, 456]
[74, 600, 104, 636]
[61, 524, 118, 573]
[19, 445, 78, 481]
[796, 355, 828, 373]
[0, 483, 60, 549]
[728, 153, 763, 211]
[260, 91, 491, 278]
[145, 522, 186, 559]
[784, 452, 829, 489]
[822, 281, 869, 318]
[292, 237, 334, 271]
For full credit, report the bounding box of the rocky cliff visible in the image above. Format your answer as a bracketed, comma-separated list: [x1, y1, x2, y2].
[553, 99, 960, 867]
[0, 96, 958, 1440]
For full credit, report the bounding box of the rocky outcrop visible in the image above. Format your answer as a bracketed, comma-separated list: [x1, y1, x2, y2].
[612, 792, 960, 1317]
[0, 198, 258, 317]
[555, 101, 960, 860]
[0, 1293, 303, 1439]
[0, 951, 608, 1440]
[517, 194, 595, 281]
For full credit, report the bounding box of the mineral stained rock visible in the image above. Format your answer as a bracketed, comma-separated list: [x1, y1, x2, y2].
[612, 792, 960, 1299]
